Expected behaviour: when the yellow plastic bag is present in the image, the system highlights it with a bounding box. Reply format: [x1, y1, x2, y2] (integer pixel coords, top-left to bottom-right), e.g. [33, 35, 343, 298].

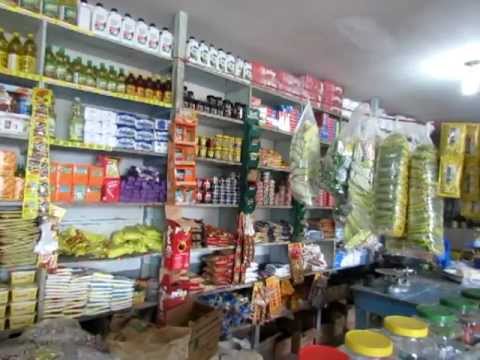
[465, 124, 480, 159]
[440, 123, 466, 155]
[438, 155, 463, 198]
[462, 158, 480, 201]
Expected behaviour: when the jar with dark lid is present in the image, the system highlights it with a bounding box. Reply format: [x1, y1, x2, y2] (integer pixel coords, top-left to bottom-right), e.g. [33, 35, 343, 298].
[216, 97, 224, 114]
[234, 102, 245, 120]
[223, 100, 233, 118]
[207, 95, 218, 115]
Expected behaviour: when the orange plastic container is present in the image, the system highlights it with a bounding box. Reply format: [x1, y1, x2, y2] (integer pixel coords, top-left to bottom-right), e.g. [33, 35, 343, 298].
[73, 164, 89, 184]
[88, 165, 104, 186]
[58, 163, 74, 185]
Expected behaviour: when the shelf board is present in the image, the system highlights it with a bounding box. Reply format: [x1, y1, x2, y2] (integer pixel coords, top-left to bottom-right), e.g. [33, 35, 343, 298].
[0, 66, 41, 87]
[306, 206, 334, 210]
[43, 77, 172, 109]
[0, 200, 23, 207]
[259, 125, 293, 141]
[195, 110, 244, 128]
[176, 203, 238, 208]
[77, 301, 157, 323]
[185, 62, 250, 88]
[49, 140, 167, 158]
[55, 202, 164, 207]
[258, 165, 290, 173]
[256, 205, 292, 209]
[59, 253, 161, 265]
[191, 246, 235, 254]
[252, 84, 304, 106]
[256, 241, 291, 247]
[196, 157, 241, 167]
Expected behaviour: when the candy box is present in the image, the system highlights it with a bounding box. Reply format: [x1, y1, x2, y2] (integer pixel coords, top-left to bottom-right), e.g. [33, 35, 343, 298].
[9, 300, 36, 316]
[73, 164, 89, 184]
[252, 61, 278, 89]
[10, 270, 35, 285]
[299, 74, 323, 93]
[11, 284, 38, 302]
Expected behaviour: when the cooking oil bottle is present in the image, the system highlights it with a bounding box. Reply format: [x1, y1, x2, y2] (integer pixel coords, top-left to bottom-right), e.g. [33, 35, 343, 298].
[7, 32, 22, 72]
[0, 28, 8, 68]
[20, 33, 36, 73]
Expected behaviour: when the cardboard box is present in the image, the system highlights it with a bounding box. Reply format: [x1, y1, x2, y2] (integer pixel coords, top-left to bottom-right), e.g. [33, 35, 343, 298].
[165, 298, 222, 360]
[300, 74, 323, 93]
[291, 328, 316, 354]
[252, 61, 278, 88]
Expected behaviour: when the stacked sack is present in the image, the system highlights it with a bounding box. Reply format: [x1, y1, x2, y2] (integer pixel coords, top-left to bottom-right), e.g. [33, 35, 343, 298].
[202, 250, 234, 285]
[0, 150, 24, 201]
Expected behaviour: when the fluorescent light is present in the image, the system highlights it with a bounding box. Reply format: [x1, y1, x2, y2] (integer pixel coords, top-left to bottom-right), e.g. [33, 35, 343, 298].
[461, 60, 480, 96]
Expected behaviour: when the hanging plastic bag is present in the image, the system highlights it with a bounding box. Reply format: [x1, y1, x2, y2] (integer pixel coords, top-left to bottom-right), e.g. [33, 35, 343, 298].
[407, 124, 444, 255]
[320, 103, 369, 208]
[344, 106, 378, 249]
[373, 126, 410, 238]
[290, 102, 321, 206]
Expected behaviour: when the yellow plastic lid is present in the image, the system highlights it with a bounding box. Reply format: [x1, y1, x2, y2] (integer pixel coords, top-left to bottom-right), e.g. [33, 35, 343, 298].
[345, 330, 393, 358]
[384, 316, 429, 338]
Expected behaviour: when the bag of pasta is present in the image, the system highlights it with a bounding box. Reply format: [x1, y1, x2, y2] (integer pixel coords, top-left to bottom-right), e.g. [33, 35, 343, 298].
[373, 132, 410, 237]
[407, 124, 444, 255]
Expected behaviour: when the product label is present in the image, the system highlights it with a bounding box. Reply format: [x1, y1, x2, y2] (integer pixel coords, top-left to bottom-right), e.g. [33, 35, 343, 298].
[20, 0, 41, 12]
[137, 26, 148, 46]
[164, 91, 172, 104]
[108, 17, 121, 37]
[117, 83, 126, 93]
[7, 54, 18, 71]
[149, 31, 160, 50]
[107, 81, 116, 92]
[145, 88, 154, 98]
[200, 47, 209, 65]
[161, 36, 172, 56]
[126, 85, 136, 95]
[63, 7, 77, 24]
[96, 79, 107, 90]
[21, 56, 36, 73]
[136, 87, 145, 97]
[94, 11, 108, 32]
[188, 44, 199, 62]
[218, 54, 226, 71]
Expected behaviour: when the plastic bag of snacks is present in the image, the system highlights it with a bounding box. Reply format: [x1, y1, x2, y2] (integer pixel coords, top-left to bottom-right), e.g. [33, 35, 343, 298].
[407, 125, 444, 255]
[465, 124, 480, 159]
[0, 150, 16, 176]
[344, 105, 378, 249]
[290, 102, 321, 206]
[461, 158, 480, 201]
[440, 122, 466, 155]
[373, 131, 410, 237]
[438, 155, 463, 198]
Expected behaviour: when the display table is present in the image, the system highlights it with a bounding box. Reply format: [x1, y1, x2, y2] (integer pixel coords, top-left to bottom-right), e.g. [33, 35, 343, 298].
[352, 274, 462, 328]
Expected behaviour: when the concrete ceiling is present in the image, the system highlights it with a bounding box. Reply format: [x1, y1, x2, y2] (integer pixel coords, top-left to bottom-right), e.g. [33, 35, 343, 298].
[104, 0, 480, 122]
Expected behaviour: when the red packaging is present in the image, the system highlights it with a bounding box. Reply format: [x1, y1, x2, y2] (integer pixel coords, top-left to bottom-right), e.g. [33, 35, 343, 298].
[277, 71, 302, 97]
[300, 74, 323, 93]
[322, 80, 344, 96]
[164, 219, 192, 271]
[252, 61, 278, 88]
[101, 178, 120, 202]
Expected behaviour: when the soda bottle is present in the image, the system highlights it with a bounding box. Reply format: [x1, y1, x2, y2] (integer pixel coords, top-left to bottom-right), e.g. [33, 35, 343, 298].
[117, 68, 126, 93]
[20, 33, 36, 73]
[85, 60, 96, 87]
[154, 76, 163, 102]
[0, 28, 8, 68]
[96, 63, 108, 90]
[44, 46, 57, 78]
[163, 75, 172, 104]
[136, 75, 145, 97]
[69, 97, 84, 142]
[55, 48, 67, 80]
[107, 65, 117, 92]
[125, 72, 136, 95]
[65, 55, 73, 83]
[145, 77, 154, 99]
[7, 33, 22, 72]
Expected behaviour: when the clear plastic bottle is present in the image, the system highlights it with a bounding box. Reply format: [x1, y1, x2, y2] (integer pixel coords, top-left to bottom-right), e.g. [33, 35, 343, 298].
[117, 68, 126, 93]
[55, 48, 67, 80]
[121, 13, 136, 44]
[44, 46, 56, 78]
[96, 63, 108, 89]
[186, 36, 199, 63]
[208, 44, 218, 69]
[135, 18, 149, 49]
[199, 40, 209, 66]
[69, 97, 84, 142]
[64, 55, 73, 83]
[0, 28, 9, 68]
[234, 56, 244, 79]
[148, 23, 160, 52]
[159, 27, 173, 58]
[226, 52, 235, 75]
[106, 8, 122, 39]
[92, 2, 108, 35]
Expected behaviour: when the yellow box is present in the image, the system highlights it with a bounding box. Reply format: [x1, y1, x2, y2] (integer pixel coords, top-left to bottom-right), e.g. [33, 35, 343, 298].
[438, 155, 463, 198]
[10, 285, 38, 302]
[8, 314, 35, 330]
[10, 270, 36, 286]
[0, 285, 8, 304]
[9, 301, 36, 317]
[462, 159, 480, 201]
[0, 318, 5, 331]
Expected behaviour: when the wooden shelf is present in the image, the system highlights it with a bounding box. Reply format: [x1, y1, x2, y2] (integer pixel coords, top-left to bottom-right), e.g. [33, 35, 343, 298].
[196, 157, 241, 167]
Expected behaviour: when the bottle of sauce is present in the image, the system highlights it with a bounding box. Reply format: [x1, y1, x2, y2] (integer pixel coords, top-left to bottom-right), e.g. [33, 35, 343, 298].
[136, 75, 145, 97]
[107, 65, 117, 92]
[217, 48, 226, 73]
[85, 60, 96, 87]
[92, 2, 108, 36]
[159, 27, 173, 58]
[96, 63, 108, 89]
[0, 28, 9, 68]
[125, 72, 136, 95]
[163, 76, 172, 104]
[199, 40, 209, 66]
[154, 76, 163, 101]
[106, 8, 122, 39]
[121, 13, 135, 44]
[135, 18, 149, 49]
[20, 33, 36, 74]
[44, 47, 56, 78]
[148, 23, 160, 52]
[55, 48, 67, 80]
[186, 36, 199, 63]
[145, 77, 155, 98]
[64, 55, 73, 83]
[117, 68, 126, 93]
[7, 33, 22, 72]
[208, 44, 217, 69]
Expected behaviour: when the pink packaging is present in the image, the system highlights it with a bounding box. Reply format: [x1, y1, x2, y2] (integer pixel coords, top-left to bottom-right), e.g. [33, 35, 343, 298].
[277, 71, 302, 97]
[322, 80, 344, 96]
[251, 96, 262, 107]
[252, 61, 278, 89]
[300, 74, 323, 94]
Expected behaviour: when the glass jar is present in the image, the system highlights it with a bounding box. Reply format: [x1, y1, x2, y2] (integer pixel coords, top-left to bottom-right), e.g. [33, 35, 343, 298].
[343, 330, 394, 359]
[416, 304, 464, 360]
[383, 315, 436, 359]
[223, 100, 233, 118]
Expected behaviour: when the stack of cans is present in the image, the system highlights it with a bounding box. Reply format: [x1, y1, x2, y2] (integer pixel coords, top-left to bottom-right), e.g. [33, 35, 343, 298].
[197, 173, 239, 205]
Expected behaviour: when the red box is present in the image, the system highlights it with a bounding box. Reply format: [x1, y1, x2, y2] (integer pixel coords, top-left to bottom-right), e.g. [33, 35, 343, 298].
[88, 165, 104, 187]
[322, 80, 344, 96]
[252, 61, 278, 88]
[73, 164, 89, 184]
[58, 163, 73, 185]
[300, 74, 323, 93]
[86, 185, 101, 202]
[277, 71, 302, 97]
